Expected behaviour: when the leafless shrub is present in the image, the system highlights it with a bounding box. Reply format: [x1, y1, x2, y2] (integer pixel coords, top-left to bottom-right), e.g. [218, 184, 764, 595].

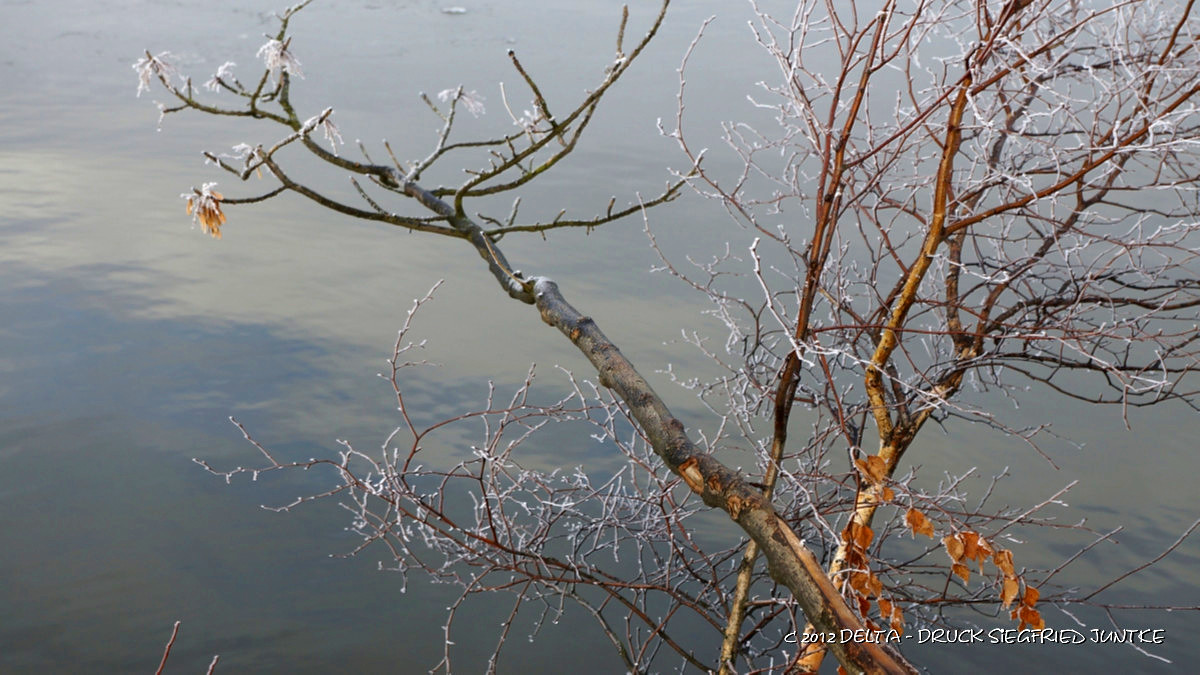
[139, 1, 1200, 672]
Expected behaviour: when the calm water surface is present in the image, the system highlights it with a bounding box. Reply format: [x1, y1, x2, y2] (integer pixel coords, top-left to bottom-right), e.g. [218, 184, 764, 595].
[1, 1, 1197, 672]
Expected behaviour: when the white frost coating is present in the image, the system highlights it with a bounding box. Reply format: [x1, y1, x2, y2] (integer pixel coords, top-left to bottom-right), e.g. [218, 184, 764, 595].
[437, 87, 486, 117]
[308, 112, 344, 156]
[300, 108, 339, 154]
[227, 143, 256, 161]
[257, 38, 303, 82]
[204, 61, 237, 92]
[132, 51, 178, 97]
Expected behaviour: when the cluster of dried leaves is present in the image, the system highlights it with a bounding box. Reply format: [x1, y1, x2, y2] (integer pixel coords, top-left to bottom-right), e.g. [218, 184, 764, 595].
[182, 183, 227, 239]
[844, 453, 1047, 640]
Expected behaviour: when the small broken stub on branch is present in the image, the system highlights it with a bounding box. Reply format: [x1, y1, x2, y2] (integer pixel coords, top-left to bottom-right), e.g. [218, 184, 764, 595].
[678, 457, 704, 494]
[597, 370, 615, 389]
[726, 493, 746, 520]
[568, 315, 594, 342]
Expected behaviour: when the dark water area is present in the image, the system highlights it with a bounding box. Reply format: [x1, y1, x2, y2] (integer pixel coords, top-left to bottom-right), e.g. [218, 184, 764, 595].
[1, 0, 1198, 672]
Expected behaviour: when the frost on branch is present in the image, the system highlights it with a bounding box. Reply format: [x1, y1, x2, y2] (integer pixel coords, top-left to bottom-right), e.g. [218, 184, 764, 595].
[204, 61, 237, 92]
[663, 0, 1200, 671]
[257, 38, 303, 83]
[303, 109, 343, 155]
[135, 0, 1200, 672]
[437, 87, 486, 118]
[132, 51, 178, 97]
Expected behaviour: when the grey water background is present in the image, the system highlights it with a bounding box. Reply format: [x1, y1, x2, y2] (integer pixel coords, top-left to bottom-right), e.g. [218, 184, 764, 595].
[1, 0, 1197, 672]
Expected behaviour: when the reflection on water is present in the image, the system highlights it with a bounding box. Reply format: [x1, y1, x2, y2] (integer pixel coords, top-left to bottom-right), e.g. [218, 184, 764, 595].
[1, 0, 1197, 672]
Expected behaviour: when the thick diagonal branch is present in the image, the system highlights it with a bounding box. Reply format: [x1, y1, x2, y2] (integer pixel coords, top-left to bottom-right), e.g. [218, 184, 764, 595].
[529, 276, 914, 675]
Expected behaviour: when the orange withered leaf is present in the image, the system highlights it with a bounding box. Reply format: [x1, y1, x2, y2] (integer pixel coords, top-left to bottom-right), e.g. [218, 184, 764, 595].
[867, 571, 883, 598]
[975, 535, 994, 565]
[952, 562, 971, 583]
[856, 523, 875, 550]
[853, 457, 867, 477]
[905, 508, 935, 538]
[842, 522, 874, 551]
[849, 570, 871, 595]
[1001, 576, 1020, 608]
[943, 534, 965, 563]
[881, 486, 895, 502]
[854, 455, 887, 484]
[993, 548, 1015, 577]
[1023, 585, 1040, 608]
[849, 570, 883, 598]
[878, 597, 893, 620]
[1018, 605, 1044, 630]
[961, 531, 980, 560]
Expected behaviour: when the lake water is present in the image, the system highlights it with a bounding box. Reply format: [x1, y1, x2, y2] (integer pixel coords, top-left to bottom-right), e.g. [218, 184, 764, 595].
[1, 1, 1197, 672]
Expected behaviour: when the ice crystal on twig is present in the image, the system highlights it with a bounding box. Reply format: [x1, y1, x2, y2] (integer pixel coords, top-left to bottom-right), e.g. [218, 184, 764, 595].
[297, 108, 343, 155]
[513, 108, 544, 134]
[498, 83, 547, 135]
[132, 51, 178, 97]
[320, 117, 343, 153]
[227, 143, 256, 161]
[257, 38, 303, 83]
[204, 61, 237, 92]
[437, 87, 486, 117]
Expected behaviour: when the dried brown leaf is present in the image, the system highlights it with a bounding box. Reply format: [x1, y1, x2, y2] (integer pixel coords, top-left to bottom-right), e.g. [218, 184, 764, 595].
[1001, 577, 1019, 608]
[1018, 605, 1044, 630]
[961, 531, 980, 561]
[878, 597, 893, 620]
[849, 570, 871, 595]
[952, 562, 970, 584]
[855, 524, 874, 551]
[993, 548, 1015, 577]
[905, 508, 935, 538]
[1023, 585, 1040, 608]
[944, 534, 965, 563]
[975, 536, 994, 570]
[855, 455, 887, 484]
[867, 572, 882, 598]
[857, 594, 871, 616]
